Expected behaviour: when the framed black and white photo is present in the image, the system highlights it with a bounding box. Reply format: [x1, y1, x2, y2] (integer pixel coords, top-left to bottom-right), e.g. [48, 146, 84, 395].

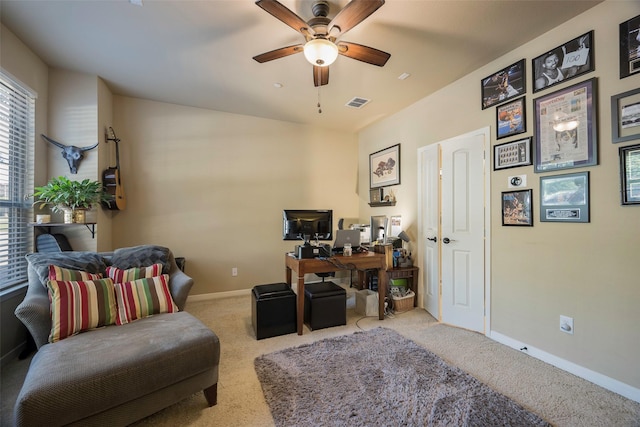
[493, 137, 532, 170]
[619, 14, 640, 79]
[540, 171, 590, 222]
[370, 144, 400, 189]
[496, 97, 526, 139]
[532, 31, 594, 93]
[481, 59, 525, 109]
[611, 88, 640, 144]
[534, 78, 598, 173]
[501, 190, 533, 226]
[620, 143, 640, 205]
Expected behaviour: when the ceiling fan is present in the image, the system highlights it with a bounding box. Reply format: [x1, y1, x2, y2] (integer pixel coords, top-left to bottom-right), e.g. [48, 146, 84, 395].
[253, 0, 391, 87]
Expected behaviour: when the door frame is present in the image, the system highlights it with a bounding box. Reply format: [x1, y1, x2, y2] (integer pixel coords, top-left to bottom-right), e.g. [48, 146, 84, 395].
[417, 127, 492, 335]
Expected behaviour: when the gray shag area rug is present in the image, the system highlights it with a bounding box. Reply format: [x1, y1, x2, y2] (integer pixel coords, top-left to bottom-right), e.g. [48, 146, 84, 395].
[254, 327, 551, 426]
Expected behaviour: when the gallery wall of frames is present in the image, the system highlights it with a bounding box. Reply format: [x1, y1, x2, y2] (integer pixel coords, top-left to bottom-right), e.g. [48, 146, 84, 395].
[480, 16, 640, 227]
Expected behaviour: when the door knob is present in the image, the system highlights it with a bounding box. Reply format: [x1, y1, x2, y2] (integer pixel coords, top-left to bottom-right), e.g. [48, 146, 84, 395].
[427, 237, 437, 242]
[443, 237, 455, 244]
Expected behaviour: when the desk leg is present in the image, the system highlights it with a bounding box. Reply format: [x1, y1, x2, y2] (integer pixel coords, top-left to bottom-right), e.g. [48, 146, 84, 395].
[296, 274, 305, 335]
[377, 268, 388, 320]
[285, 266, 292, 287]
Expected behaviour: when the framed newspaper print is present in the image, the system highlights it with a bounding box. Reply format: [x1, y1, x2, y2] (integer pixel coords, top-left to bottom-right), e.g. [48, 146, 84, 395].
[620, 143, 640, 205]
[619, 14, 640, 79]
[611, 87, 640, 144]
[493, 137, 532, 170]
[540, 171, 590, 223]
[533, 78, 598, 173]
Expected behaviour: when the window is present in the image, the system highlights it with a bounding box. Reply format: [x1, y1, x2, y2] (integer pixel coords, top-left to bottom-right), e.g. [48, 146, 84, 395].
[0, 71, 35, 292]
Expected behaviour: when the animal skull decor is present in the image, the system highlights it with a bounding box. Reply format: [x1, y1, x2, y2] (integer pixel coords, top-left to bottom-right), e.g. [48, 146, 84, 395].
[41, 134, 99, 174]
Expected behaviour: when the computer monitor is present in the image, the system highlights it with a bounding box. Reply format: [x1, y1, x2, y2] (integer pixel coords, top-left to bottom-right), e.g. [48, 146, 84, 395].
[370, 215, 388, 244]
[283, 209, 333, 241]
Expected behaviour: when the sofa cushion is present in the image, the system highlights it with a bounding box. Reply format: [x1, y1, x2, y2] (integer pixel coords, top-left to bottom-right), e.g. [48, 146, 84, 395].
[110, 245, 171, 273]
[47, 278, 117, 342]
[113, 274, 178, 325]
[13, 312, 220, 427]
[106, 263, 163, 283]
[27, 252, 108, 288]
[49, 265, 103, 282]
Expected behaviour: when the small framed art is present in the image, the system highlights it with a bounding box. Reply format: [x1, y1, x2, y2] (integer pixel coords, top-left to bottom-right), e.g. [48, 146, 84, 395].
[496, 96, 526, 139]
[501, 189, 533, 226]
[532, 30, 593, 93]
[370, 144, 400, 189]
[533, 78, 598, 173]
[540, 171, 590, 222]
[619, 14, 640, 79]
[611, 88, 640, 144]
[620, 143, 640, 205]
[369, 188, 383, 203]
[493, 137, 532, 170]
[481, 59, 525, 109]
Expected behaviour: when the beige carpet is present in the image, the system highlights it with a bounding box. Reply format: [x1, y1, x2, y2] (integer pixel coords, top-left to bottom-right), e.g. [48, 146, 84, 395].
[3, 285, 640, 426]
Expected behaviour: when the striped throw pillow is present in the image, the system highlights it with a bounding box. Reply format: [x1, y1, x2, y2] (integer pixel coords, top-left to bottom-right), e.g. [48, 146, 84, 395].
[113, 274, 178, 325]
[105, 263, 163, 283]
[49, 265, 103, 282]
[47, 278, 117, 343]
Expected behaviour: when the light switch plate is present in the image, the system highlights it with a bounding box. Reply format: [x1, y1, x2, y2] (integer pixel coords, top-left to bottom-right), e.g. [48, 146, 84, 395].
[508, 175, 527, 188]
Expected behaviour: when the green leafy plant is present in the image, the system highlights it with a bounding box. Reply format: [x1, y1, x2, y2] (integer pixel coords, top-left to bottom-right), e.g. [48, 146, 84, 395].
[32, 176, 110, 212]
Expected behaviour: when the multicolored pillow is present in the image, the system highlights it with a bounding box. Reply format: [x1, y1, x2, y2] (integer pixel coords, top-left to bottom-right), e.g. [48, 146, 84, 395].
[113, 274, 178, 325]
[47, 278, 117, 343]
[49, 265, 103, 282]
[105, 263, 163, 283]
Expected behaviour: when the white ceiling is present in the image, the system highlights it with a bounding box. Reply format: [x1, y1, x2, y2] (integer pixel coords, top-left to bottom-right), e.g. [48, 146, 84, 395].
[1, 0, 602, 133]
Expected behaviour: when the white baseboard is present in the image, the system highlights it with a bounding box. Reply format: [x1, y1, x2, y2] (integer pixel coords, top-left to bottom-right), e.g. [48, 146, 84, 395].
[490, 330, 640, 403]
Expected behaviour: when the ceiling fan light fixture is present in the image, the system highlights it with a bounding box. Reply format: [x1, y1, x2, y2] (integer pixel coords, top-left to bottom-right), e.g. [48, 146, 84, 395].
[303, 38, 338, 66]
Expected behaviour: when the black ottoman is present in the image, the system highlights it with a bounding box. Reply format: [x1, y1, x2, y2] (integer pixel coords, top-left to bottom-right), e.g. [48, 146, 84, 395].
[304, 282, 346, 331]
[252, 283, 297, 340]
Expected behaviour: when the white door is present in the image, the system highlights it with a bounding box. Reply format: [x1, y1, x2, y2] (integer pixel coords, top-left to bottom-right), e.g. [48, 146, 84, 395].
[418, 144, 440, 318]
[418, 128, 489, 333]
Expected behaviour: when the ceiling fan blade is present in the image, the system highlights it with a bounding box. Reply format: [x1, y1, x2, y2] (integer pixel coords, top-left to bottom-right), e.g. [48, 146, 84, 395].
[328, 0, 384, 37]
[337, 41, 390, 66]
[313, 66, 329, 87]
[253, 44, 304, 63]
[255, 0, 313, 37]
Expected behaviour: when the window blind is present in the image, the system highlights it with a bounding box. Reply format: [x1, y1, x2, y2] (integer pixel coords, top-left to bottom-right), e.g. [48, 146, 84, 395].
[0, 71, 35, 292]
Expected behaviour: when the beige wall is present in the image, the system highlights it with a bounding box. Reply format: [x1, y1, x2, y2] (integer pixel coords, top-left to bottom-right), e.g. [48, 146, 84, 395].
[359, 1, 640, 394]
[111, 96, 359, 295]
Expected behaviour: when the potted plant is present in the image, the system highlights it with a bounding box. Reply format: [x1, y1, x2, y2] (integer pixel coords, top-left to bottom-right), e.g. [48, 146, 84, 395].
[32, 176, 110, 223]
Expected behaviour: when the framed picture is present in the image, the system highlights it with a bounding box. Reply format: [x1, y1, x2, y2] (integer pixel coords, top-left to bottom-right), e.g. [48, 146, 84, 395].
[611, 88, 640, 144]
[533, 78, 598, 173]
[369, 188, 383, 203]
[493, 137, 532, 170]
[532, 30, 594, 93]
[481, 59, 525, 110]
[370, 144, 400, 188]
[539, 171, 590, 223]
[620, 143, 640, 205]
[497, 96, 526, 139]
[619, 14, 640, 79]
[501, 189, 533, 226]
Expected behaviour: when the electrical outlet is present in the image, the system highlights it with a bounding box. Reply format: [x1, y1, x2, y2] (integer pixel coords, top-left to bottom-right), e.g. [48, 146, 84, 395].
[232, 267, 238, 277]
[560, 315, 574, 334]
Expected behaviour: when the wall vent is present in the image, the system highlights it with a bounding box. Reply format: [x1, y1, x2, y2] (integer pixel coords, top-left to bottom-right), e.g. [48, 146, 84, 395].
[345, 97, 371, 109]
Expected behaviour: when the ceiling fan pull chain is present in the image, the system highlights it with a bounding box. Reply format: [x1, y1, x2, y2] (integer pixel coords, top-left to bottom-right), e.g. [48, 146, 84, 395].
[317, 87, 322, 114]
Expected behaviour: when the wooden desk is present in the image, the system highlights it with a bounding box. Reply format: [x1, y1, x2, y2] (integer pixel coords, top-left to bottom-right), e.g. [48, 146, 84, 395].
[285, 252, 388, 335]
[358, 266, 420, 307]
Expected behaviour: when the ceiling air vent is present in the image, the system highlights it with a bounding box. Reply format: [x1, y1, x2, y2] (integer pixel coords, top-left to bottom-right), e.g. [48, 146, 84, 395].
[345, 97, 371, 109]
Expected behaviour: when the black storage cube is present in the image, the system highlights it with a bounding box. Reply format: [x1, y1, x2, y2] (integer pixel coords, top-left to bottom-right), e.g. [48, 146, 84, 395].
[252, 283, 297, 340]
[304, 282, 346, 331]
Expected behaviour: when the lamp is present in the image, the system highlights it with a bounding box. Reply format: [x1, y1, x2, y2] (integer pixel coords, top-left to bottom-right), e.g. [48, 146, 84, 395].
[303, 38, 338, 66]
[397, 230, 411, 243]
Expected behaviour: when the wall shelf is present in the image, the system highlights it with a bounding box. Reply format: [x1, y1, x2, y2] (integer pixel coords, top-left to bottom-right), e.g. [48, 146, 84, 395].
[29, 222, 96, 239]
[368, 201, 396, 207]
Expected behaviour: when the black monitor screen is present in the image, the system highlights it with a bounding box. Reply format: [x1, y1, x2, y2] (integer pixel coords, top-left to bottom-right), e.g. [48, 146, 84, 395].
[283, 209, 333, 240]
